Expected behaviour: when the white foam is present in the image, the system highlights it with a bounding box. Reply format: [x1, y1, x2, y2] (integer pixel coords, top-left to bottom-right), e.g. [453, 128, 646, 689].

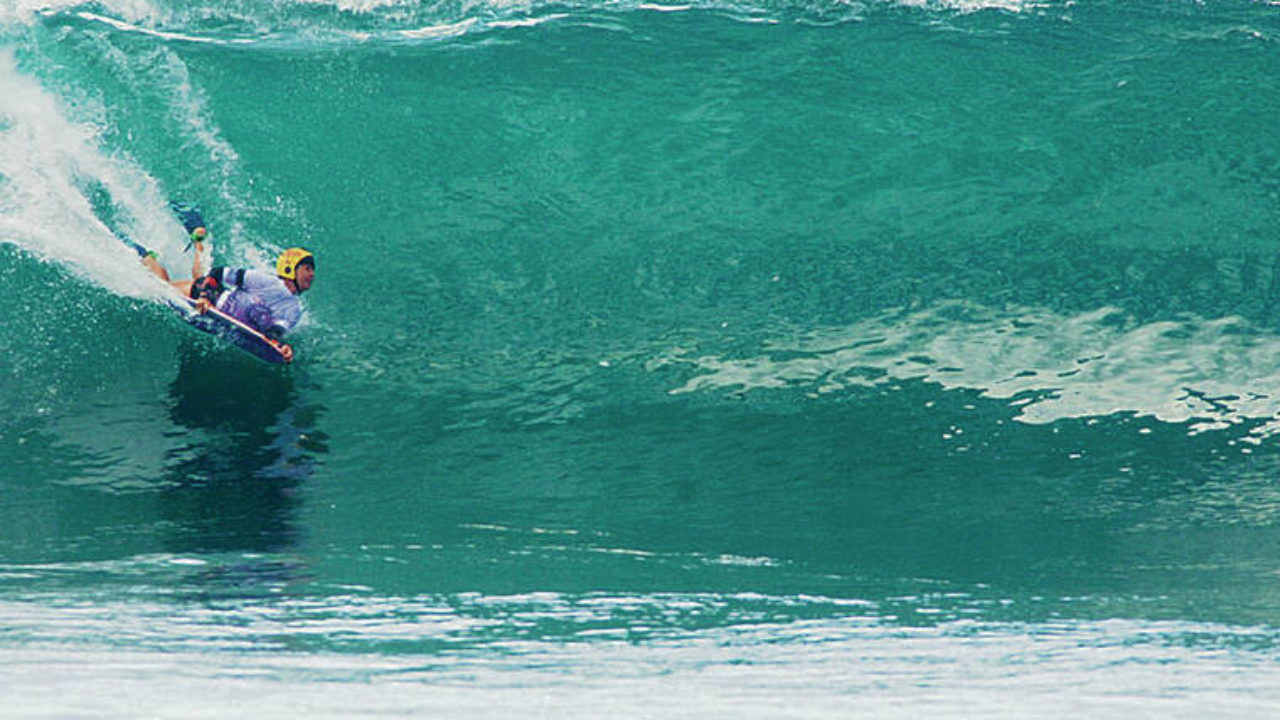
[3, 0, 161, 26]
[0, 52, 180, 299]
[72, 11, 253, 45]
[668, 302, 1280, 439]
[638, 3, 695, 12]
[894, 0, 1044, 13]
[396, 18, 480, 40]
[291, 0, 411, 11]
[491, 13, 571, 28]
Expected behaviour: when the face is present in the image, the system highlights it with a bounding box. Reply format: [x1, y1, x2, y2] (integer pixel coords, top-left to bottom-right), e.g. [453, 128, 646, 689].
[294, 262, 315, 293]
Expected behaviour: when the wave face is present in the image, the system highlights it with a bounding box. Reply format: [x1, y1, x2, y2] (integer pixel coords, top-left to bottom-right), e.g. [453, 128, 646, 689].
[4, 0, 1280, 715]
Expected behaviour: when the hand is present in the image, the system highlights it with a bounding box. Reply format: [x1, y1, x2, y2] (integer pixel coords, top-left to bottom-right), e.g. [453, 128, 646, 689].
[280, 344, 294, 363]
[194, 298, 212, 314]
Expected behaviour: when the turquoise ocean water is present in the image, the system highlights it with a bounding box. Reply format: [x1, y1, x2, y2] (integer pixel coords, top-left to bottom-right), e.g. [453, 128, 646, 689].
[3, 0, 1280, 715]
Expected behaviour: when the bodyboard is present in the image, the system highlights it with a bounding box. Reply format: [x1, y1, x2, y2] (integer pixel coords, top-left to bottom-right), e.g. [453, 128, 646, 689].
[170, 296, 292, 364]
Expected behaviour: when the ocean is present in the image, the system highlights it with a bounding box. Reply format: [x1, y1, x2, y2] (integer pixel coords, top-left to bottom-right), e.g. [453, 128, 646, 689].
[3, 0, 1280, 716]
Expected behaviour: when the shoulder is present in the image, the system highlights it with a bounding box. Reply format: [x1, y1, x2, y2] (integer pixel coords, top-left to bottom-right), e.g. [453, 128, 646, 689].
[244, 268, 280, 284]
[243, 269, 288, 292]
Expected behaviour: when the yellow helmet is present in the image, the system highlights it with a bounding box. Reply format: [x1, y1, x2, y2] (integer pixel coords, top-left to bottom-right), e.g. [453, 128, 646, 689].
[276, 247, 314, 280]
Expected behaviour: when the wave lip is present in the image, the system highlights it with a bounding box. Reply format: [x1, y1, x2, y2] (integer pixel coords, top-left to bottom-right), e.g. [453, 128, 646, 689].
[11, 0, 1052, 49]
